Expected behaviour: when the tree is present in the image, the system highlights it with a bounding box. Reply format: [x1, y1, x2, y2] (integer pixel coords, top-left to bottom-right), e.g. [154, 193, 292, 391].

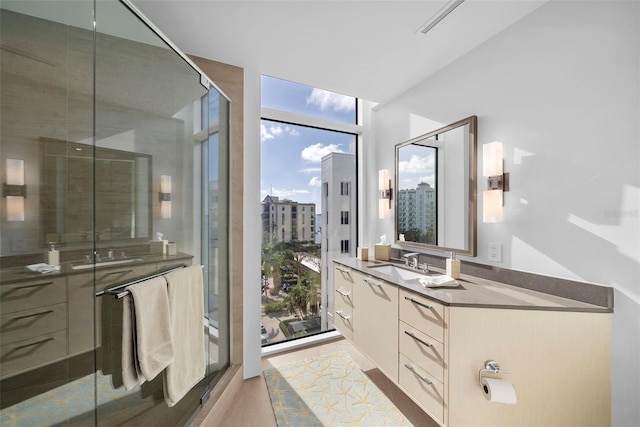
[284, 284, 311, 319]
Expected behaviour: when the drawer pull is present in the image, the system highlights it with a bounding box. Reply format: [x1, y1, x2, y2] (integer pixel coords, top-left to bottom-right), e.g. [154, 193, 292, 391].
[12, 309, 54, 320]
[363, 278, 381, 287]
[405, 296, 432, 310]
[404, 363, 433, 385]
[103, 269, 134, 276]
[336, 266, 351, 274]
[11, 281, 54, 290]
[404, 330, 432, 348]
[336, 310, 351, 320]
[335, 288, 350, 297]
[13, 337, 55, 350]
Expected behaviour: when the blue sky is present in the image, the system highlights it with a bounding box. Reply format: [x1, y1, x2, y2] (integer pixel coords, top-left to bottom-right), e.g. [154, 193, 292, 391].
[261, 76, 356, 207]
[397, 144, 436, 190]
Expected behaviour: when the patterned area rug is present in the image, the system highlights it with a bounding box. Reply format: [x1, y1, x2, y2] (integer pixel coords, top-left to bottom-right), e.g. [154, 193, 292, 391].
[263, 351, 413, 426]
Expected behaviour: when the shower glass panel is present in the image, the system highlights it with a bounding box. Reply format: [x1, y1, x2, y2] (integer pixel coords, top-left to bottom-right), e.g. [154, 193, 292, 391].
[0, 0, 230, 425]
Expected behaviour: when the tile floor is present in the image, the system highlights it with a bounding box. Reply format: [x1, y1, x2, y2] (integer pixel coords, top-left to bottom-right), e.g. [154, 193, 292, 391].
[196, 337, 440, 427]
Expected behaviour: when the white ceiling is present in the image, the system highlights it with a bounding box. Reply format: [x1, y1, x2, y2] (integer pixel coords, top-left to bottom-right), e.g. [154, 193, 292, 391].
[132, 0, 548, 103]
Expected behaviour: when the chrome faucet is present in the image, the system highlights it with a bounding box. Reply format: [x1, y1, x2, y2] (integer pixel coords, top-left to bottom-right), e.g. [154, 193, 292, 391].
[403, 252, 419, 268]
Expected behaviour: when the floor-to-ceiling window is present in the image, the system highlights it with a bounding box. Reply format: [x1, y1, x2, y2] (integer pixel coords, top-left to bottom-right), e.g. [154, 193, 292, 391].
[260, 76, 359, 346]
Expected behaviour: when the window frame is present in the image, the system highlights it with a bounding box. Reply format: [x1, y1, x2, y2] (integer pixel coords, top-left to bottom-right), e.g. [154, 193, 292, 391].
[260, 78, 362, 351]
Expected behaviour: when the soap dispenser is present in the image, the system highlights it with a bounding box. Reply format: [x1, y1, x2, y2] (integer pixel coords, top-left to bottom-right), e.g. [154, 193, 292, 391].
[446, 251, 460, 279]
[46, 242, 60, 266]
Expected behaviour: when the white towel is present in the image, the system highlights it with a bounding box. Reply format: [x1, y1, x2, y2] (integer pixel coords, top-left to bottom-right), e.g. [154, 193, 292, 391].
[419, 275, 460, 288]
[121, 276, 174, 390]
[163, 265, 205, 407]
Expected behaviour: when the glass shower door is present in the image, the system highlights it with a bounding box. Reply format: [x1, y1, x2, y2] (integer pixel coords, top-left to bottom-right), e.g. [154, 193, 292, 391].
[0, 0, 230, 425]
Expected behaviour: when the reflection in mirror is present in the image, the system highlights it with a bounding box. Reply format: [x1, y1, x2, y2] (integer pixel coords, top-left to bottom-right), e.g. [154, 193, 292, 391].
[40, 138, 152, 247]
[395, 116, 477, 256]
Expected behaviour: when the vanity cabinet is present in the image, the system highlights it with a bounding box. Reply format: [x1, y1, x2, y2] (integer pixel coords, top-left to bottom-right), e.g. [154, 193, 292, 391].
[333, 265, 355, 341]
[333, 265, 398, 382]
[398, 289, 447, 424]
[333, 260, 612, 427]
[0, 277, 68, 379]
[68, 263, 159, 355]
[0, 255, 192, 379]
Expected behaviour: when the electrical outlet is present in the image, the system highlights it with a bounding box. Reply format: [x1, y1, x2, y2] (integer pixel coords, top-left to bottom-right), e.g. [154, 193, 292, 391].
[488, 242, 502, 262]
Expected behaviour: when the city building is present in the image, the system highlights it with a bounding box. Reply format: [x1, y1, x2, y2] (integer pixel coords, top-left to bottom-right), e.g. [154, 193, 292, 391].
[261, 195, 315, 245]
[320, 152, 356, 330]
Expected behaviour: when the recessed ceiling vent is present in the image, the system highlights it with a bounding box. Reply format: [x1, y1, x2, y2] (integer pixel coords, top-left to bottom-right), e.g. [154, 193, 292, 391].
[416, 0, 465, 36]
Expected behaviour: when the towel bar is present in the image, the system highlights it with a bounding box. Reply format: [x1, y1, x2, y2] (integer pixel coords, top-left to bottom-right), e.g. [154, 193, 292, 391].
[95, 264, 202, 299]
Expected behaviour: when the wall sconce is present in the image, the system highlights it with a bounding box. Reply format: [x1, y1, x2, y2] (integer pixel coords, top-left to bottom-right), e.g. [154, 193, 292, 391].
[159, 175, 172, 219]
[4, 159, 26, 221]
[482, 142, 509, 223]
[378, 169, 392, 219]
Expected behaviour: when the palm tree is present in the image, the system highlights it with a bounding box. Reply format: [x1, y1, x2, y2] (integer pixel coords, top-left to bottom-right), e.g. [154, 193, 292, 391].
[284, 284, 311, 319]
[262, 243, 284, 294]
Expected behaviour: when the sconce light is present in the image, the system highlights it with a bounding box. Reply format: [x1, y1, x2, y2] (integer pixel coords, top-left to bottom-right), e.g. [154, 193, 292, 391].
[378, 169, 392, 219]
[159, 175, 171, 219]
[482, 142, 509, 223]
[4, 159, 26, 221]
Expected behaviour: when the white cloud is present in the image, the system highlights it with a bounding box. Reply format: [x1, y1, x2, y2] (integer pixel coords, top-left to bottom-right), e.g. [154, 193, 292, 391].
[301, 143, 345, 163]
[306, 88, 355, 113]
[398, 154, 434, 174]
[309, 176, 322, 187]
[299, 167, 322, 173]
[284, 126, 300, 136]
[261, 124, 300, 142]
[261, 123, 274, 142]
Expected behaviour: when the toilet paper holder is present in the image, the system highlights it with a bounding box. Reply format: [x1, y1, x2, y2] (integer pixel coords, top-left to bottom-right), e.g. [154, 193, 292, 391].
[478, 360, 510, 386]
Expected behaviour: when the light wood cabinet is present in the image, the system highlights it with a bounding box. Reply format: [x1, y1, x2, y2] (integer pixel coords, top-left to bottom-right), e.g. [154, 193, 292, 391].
[0, 277, 68, 379]
[333, 264, 398, 382]
[68, 263, 161, 355]
[333, 261, 612, 427]
[333, 265, 355, 341]
[399, 289, 448, 425]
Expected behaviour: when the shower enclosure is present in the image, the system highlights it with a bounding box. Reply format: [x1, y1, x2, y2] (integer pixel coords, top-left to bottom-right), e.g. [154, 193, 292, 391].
[0, 0, 230, 425]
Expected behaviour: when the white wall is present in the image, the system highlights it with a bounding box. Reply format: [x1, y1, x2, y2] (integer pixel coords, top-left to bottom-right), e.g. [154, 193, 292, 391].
[368, 2, 640, 426]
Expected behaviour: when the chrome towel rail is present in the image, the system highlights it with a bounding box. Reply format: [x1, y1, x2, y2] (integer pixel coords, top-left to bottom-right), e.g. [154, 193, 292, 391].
[95, 264, 193, 299]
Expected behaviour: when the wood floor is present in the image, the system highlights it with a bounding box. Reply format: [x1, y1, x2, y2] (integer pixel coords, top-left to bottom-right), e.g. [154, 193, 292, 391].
[195, 337, 440, 427]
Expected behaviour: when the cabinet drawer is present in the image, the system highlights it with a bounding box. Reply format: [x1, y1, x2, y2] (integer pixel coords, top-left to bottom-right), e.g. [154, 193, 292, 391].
[333, 304, 353, 341]
[1, 303, 67, 346]
[399, 354, 444, 424]
[399, 289, 445, 343]
[1, 330, 67, 379]
[334, 264, 355, 291]
[0, 277, 66, 314]
[333, 265, 355, 341]
[399, 321, 445, 383]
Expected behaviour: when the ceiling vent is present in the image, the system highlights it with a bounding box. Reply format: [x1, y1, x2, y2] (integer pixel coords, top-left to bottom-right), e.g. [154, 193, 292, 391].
[416, 0, 465, 36]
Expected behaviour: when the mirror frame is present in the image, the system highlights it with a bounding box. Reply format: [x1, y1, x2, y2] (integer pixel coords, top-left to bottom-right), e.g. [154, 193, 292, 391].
[394, 115, 477, 257]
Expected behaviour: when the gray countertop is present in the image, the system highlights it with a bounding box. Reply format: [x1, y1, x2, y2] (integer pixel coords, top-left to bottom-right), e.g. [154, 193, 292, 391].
[0, 252, 193, 284]
[335, 258, 611, 313]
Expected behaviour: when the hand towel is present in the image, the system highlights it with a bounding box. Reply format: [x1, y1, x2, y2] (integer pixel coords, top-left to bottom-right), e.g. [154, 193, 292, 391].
[163, 265, 205, 407]
[121, 276, 174, 390]
[419, 274, 460, 288]
[121, 293, 144, 390]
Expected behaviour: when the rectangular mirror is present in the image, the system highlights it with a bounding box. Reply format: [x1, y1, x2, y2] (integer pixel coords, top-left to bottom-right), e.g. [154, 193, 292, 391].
[40, 138, 152, 247]
[395, 115, 477, 256]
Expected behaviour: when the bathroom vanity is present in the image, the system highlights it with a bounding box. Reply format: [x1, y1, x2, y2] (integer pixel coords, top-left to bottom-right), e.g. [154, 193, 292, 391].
[0, 253, 192, 380]
[333, 258, 612, 427]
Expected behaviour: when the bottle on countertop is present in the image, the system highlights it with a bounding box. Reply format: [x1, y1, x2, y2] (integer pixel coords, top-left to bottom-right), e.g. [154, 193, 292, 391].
[46, 242, 59, 266]
[446, 251, 460, 279]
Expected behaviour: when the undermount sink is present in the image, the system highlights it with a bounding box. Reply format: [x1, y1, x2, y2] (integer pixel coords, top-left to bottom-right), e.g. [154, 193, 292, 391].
[367, 264, 428, 280]
[70, 258, 142, 270]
